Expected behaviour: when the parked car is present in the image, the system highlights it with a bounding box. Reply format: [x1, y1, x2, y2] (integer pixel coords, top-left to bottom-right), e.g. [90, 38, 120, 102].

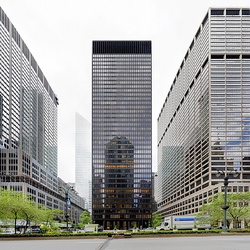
[1, 229, 15, 234]
[26, 228, 42, 234]
[77, 229, 85, 233]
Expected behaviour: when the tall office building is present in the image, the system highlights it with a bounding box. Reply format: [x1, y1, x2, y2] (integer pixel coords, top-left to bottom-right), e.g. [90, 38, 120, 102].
[75, 112, 91, 212]
[0, 7, 85, 223]
[92, 41, 152, 230]
[0, 7, 58, 175]
[157, 8, 250, 217]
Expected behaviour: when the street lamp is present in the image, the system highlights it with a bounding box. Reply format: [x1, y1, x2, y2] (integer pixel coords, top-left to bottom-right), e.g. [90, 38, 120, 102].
[216, 170, 239, 232]
[59, 186, 73, 231]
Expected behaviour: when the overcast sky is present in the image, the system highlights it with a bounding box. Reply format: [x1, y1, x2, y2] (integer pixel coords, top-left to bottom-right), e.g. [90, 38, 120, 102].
[1, 0, 249, 182]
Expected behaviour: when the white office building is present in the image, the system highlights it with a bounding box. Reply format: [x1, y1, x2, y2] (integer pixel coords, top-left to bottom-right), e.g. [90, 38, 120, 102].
[0, 7, 85, 223]
[75, 113, 91, 212]
[157, 8, 250, 217]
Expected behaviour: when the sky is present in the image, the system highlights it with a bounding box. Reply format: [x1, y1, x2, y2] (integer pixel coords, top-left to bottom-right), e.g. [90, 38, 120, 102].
[0, 0, 249, 183]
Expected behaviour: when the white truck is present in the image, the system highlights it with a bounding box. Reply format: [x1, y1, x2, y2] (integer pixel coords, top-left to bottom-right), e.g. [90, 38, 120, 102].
[84, 224, 99, 232]
[156, 215, 210, 230]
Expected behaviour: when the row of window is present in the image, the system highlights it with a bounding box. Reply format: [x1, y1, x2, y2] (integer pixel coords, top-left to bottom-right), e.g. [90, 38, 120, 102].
[211, 9, 250, 16]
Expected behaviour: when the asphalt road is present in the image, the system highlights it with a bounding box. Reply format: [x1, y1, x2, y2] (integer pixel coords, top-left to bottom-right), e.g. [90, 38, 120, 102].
[0, 235, 250, 250]
[0, 238, 105, 250]
[107, 236, 250, 250]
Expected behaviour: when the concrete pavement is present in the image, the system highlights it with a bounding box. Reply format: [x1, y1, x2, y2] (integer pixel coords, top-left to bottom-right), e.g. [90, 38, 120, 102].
[0, 235, 250, 250]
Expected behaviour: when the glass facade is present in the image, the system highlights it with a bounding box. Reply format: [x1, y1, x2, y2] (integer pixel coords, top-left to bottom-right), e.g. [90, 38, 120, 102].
[92, 41, 152, 230]
[75, 113, 91, 212]
[157, 8, 250, 217]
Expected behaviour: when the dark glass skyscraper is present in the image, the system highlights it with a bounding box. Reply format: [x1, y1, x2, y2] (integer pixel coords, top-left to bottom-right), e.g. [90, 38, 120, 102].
[92, 41, 152, 230]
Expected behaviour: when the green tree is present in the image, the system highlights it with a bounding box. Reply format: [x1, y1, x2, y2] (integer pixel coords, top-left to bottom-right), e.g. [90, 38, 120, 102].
[227, 192, 250, 228]
[0, 189, 25, 233]
[39, 207, 62, 233]
[198, 192, 250, 229]
[0, 189, 51, 233]
[198, 193, 223, 227]
[78, 211, 91, 229]
[40, 207, 63, 226]
[20, 198, 43, 233]
[152, 213, 162, 229]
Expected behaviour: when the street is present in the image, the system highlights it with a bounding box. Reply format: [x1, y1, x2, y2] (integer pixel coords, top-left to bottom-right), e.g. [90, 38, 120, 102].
[0, 235, 250, 250]
[107, 236, 250, 250]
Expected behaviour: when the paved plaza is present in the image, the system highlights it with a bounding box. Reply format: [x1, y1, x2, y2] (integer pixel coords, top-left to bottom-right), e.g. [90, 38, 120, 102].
[0, 235, 250, 250]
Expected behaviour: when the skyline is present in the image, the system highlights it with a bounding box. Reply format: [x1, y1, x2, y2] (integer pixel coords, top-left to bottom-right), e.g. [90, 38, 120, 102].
[0, 0, 249, 182]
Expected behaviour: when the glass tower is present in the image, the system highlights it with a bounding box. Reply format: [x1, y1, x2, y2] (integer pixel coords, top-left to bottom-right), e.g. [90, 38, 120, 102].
[92, 41, 152, 230]
[75, 113, 91, 212]
[157, 8, 250, 217]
